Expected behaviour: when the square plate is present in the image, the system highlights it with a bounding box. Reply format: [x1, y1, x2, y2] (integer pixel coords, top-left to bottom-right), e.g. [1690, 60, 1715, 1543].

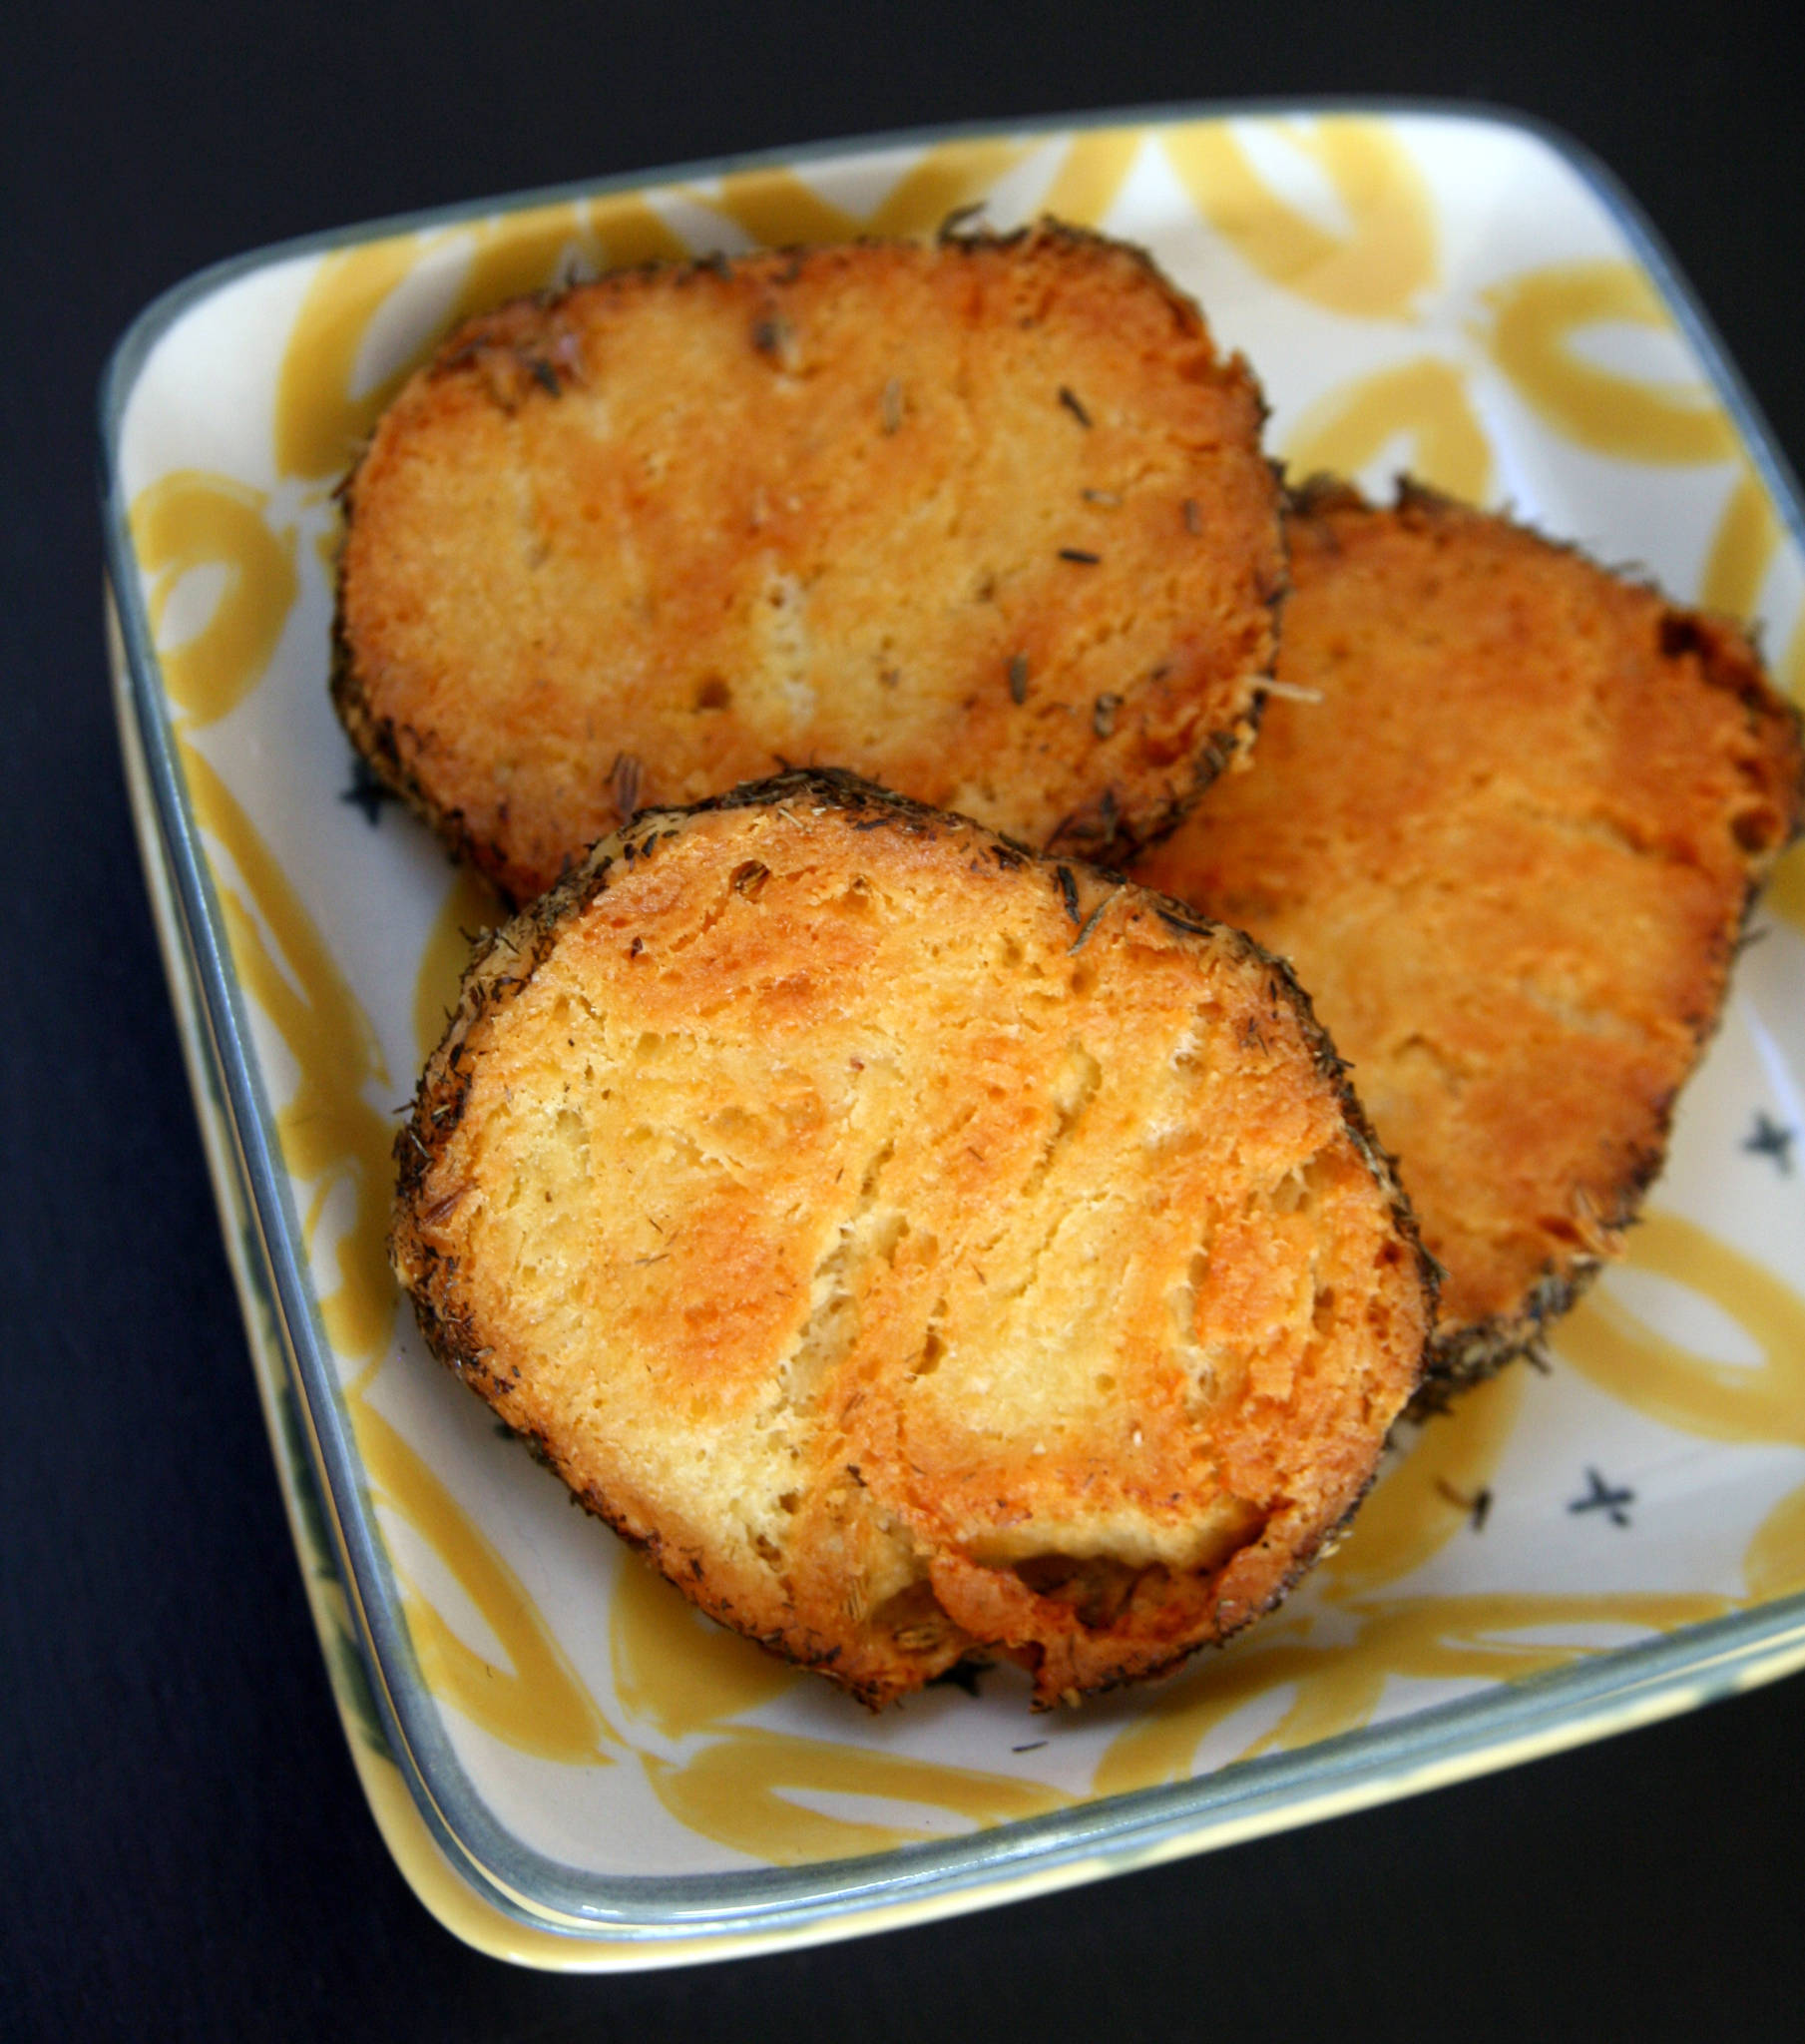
[102, 102, 1805, 1969]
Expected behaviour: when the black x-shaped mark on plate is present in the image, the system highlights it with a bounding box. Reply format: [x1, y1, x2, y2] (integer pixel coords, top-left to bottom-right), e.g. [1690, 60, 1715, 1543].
[1742, 1110, 1797, 1177]
[340, 755, 397, 825]
[1569, 1466, 1635, 1529]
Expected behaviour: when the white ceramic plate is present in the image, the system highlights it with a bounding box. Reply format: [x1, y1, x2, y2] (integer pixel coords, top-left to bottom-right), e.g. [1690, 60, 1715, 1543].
[103, 102, 1805, 1969]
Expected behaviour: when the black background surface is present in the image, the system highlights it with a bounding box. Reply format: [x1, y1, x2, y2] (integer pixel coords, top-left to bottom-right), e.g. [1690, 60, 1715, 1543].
[5, 4, 1803, 2038]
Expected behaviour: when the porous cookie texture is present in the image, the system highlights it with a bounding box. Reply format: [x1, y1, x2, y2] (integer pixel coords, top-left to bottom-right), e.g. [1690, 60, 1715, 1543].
[335, 224, 1284, 902]
[1134, 481, 1805, 1397]
[392, 770, 1433, 1707]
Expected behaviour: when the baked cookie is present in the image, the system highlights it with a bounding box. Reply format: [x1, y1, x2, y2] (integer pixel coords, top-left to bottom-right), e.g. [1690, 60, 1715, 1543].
[1134, 481, 1804, 1395]
[392, 770, 1432, 1706]
[335, 224, 1284, 901]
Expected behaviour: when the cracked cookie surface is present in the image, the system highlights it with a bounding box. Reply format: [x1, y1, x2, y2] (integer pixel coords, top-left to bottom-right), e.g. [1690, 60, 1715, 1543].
[334, 226, 1282, 901]
[392, 770, 1432, 1707]
[1134, 481, 1804, 1397]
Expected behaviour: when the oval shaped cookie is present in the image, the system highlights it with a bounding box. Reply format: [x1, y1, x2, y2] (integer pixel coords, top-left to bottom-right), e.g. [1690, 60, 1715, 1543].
[336, 225, 1284, 901]
[1134, 480, 1804, 1397]
[393, 770, 1432, 1707]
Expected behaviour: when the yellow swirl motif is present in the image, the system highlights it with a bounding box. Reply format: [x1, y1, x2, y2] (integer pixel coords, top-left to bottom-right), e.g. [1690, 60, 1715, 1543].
[1699, 464, 1781, 621]
[132, 472, 298, 725]
[1558, 1213, 1805, 1447]
[275, 234, 433, 482]
[273, 195, 686, 483]
[1481, 260, 1738, 464]
[1282, 357, 1493, 504]
[134, 462, 612, 1766]
[1094, 1588, 1728, 1797]
[611, 1558, 800, 1741]
[354, 1399, 614, 1764]
[181, 735, 612, 1764]
[608, 1522, 1076, 1862]
[1035, 126, 1144, 229]
[685, 136, 1030, 248]
[412, 865, 504, 1066]
[1314, 1368, 1528, 1600]
[175, 740, 397, 1361]
[1768, 839, 1805, 937]
[1560, 1216, 1805, 1621]
[1745, 1481, 1805, 1604]
[1163, 117, 1436, 319]
[645, 1726, 1067, 1866]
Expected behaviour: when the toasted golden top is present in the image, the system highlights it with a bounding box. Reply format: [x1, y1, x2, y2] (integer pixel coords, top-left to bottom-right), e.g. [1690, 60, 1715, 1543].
[1135, 483, 1804, 1380]
[393, 772, 1431, 1706]
[336, 227, 1282, 901]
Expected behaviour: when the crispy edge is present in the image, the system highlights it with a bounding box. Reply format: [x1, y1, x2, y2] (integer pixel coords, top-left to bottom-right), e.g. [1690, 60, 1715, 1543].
[332, 225, 1287, 900]
[390, 766, 1437, 1705]
[1285, 475, 1805, 1410]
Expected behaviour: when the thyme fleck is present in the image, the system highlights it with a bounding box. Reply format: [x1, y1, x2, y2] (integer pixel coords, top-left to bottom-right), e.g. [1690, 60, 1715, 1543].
[1436, 1479, 1495, 1532]
[1068, 887, 1120, 954]
[609, 752, 643, 820]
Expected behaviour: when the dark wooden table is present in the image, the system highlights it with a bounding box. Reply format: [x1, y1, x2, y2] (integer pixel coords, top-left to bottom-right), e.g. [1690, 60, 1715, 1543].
[6, 3, 1802, 2036]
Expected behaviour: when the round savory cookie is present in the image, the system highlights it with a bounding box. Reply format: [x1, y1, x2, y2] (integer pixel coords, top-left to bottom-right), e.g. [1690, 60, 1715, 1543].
[335, 224, 1284, 902]
[1133, 480, 1804, 1398]
[392, 770, 1433, 1708]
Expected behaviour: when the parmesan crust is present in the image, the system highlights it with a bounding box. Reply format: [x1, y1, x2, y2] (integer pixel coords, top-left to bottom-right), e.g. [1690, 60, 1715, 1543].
[392, 771, 1433, 1706]
[334, 225, 1283, 901]
[1134, 481, 1805, 1396]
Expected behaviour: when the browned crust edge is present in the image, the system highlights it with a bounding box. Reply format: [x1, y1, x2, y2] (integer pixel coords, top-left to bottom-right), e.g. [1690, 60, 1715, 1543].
[1286, 474, 1805, 1412]
[390, 766, 1437, 1708]
[331, 221, 1288, 902]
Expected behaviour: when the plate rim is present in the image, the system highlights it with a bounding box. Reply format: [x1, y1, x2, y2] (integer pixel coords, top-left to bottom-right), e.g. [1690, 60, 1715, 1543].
[99, 94, 1805, 1960]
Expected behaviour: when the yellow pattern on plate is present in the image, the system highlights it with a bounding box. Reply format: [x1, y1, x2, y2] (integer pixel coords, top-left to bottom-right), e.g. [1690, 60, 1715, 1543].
[1035, 127, 1145, 229]
[1163, 116, 1436, 319]
[683, 136, 1029, 247]
[413, 866, 505, 1067]
[356, 1396, 615, 1764]
[1481, 259, 1739, 464]
[644, 1726, 1068, 1867]
[273, 195, 685, 483]
[120, 119, 1805, 1896]
[1559, 1212, 1805, 1448]
[133, 471, 297, 724]
[611, 1561, 800, 1742]
[1281, 356, 1493, 503]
